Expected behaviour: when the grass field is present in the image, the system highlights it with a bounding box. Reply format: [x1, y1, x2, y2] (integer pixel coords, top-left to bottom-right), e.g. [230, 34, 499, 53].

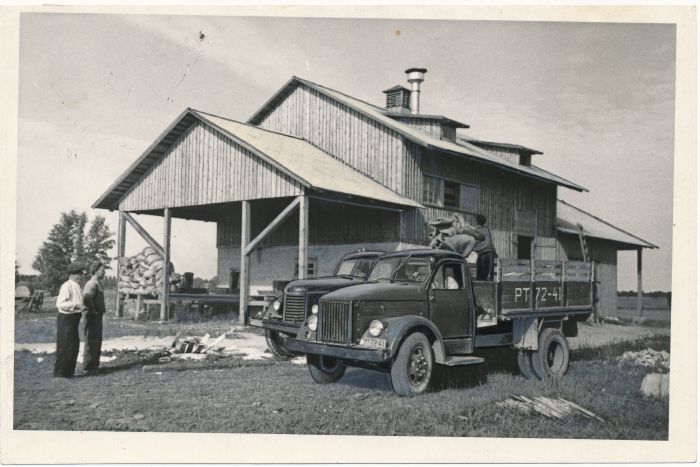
[13, 316, 670, 438]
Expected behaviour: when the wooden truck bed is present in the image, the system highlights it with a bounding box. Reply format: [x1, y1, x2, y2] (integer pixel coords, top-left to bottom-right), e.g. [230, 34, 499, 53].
[473, 259, 595, 320]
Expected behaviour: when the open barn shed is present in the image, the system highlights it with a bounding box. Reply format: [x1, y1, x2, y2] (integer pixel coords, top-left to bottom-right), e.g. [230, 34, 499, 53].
[94, 69, 657, 323]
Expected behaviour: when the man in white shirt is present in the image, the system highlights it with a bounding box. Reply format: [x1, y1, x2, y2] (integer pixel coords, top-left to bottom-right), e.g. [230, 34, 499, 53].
[54, 263, 86, 378]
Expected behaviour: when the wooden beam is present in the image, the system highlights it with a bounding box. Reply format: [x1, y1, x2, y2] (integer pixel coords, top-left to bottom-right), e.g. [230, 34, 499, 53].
[298, 195, 309, 279]
[161, 208, 171, 321]
[243, 197, 301, 256]
[239, 201, 251, 325]
[122, 212, 166, 258]
[308, 194, 404, 213]
[637, 248, 643, 318]
[116, 212, 126, 317]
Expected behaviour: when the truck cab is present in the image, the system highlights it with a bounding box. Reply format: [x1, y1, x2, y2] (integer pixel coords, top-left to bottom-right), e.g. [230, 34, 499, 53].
[256, 250, 383, 358]
[285, 249, 594, 396]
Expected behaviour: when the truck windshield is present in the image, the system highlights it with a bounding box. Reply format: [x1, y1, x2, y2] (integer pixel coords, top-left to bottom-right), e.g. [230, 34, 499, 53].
[366, 257, 431, 283]
[335, 258, 373, 278]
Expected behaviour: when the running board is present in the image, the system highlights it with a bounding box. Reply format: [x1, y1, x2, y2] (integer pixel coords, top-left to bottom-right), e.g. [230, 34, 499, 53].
[442, 356, 485, 367]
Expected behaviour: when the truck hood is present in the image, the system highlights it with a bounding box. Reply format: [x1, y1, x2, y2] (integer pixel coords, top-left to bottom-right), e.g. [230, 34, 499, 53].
[285, 276, 363, 294]
[321, 282, 426, 302]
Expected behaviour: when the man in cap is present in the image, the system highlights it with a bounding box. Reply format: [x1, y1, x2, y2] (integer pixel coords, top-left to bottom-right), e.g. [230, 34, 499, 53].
[54, 263, 86, 378]
[82, 261, 107, 374]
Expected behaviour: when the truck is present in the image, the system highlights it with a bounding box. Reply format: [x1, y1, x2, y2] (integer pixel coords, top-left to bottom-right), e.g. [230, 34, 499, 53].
[252, 250, 384, 359]
[285, 249, 596, 396]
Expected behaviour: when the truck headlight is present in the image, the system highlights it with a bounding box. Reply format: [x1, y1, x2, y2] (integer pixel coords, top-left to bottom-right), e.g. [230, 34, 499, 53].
[368, 320, 384, 337]
[311, 304, 318, 314]
[308, 315, 318, 331]
[273, 300, 281, 311]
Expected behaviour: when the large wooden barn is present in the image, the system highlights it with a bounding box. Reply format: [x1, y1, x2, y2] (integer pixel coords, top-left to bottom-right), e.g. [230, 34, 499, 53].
[94, 68, 656, 321]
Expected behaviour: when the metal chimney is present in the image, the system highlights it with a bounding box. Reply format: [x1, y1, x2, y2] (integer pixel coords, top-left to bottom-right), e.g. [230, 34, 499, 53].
[405, 67, 427, 115]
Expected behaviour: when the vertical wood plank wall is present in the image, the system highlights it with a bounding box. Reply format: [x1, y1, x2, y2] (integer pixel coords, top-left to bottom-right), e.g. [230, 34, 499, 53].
[412, 152, 558, 257]
[217, 199, 401, 247]
[256, 84, 417, 199]
[118, 121, 302, 211]
[558, 235, 618, 315]
[254, 82, 558, 260]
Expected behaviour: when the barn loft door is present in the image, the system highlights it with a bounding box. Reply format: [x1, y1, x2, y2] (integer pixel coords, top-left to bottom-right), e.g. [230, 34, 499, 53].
[513, 208, 537, 259]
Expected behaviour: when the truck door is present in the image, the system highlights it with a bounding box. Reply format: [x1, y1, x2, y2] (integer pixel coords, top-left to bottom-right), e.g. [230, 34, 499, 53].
[428, 261, 471, 338]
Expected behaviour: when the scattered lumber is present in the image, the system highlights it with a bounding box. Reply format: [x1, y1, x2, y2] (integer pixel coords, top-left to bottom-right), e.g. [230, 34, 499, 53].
[496, 395, 604, 422]
[169, 333, 227, 355]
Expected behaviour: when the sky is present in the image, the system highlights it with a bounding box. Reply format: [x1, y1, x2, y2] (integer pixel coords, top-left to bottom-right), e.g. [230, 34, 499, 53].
[15, 13, 676, 291]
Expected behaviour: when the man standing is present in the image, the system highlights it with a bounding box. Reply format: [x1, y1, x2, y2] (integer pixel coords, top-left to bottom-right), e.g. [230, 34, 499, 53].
[82, 261, 106, 375]
[464, 214, 497, 280]
[54, 263, 85, 378]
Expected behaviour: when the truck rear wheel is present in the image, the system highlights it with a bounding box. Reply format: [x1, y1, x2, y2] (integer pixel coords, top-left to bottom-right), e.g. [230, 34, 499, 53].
[390, 332, 433, 397]
[307, 354, 346, 384]
[265, 330, 295, 360]
[531, 328, 570, 380]
[517, 349, 535, 379]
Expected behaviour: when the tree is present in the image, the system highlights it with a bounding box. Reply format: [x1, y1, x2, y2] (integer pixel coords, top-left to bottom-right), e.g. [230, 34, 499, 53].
[85, 215, 115, 269]
[15, 261, 20, 285]
[32, 211, 114, 293]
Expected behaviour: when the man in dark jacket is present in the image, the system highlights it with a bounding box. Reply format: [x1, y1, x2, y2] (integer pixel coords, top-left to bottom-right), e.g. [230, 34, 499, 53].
[82, 261, 106, 374]
[465, 214, 497, 280]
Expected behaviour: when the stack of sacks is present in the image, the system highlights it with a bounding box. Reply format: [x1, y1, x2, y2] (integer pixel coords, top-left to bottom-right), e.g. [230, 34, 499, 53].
[117, 247, 181, 296]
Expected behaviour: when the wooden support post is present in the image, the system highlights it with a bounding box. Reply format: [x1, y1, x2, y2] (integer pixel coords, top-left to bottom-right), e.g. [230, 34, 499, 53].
[116, 211, 126, 317]
[136, 294, 143, 321]
[298, 195, 309, 280]
[239, 201, 251, 325]
[637, 248, 643, 318]
[161, 208, 171, 321]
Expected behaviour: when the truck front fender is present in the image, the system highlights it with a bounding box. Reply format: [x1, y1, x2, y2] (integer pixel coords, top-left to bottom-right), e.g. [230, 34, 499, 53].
[381, 316, 446, 364]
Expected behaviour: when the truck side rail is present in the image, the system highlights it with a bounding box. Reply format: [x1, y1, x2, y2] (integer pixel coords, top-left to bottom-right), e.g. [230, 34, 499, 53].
[473, 259, 595, 319]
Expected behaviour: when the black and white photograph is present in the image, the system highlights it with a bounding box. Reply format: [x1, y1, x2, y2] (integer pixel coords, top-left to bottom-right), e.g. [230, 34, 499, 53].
[0, 5, 695, 464]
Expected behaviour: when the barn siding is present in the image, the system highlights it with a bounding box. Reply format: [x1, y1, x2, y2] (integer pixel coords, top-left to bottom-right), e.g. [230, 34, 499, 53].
[119, 121, 303, 211]
[217, 200, 401, 248]
[257, 85, 412, 198]
[401, 152, 558, 257]
[558, 235, 618, 315]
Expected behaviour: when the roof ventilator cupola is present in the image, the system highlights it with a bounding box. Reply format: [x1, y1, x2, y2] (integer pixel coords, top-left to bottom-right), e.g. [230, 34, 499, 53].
[405, 67, 427, 115]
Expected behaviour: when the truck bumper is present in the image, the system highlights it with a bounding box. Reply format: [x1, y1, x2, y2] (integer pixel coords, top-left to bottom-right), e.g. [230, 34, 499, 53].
[285, 338, 390, 363]
[261, 319, 301, 336]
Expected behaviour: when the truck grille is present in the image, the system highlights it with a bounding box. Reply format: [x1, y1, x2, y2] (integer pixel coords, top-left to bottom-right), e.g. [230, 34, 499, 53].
[318, 300, 351, 344]
[282, 293, 306, 324]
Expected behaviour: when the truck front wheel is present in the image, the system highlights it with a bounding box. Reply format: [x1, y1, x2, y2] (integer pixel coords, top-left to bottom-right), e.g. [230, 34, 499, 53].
[531, 328, 570, 380]
[307, 354, 346, 384]
[390, 332, 433, 397]
[265, 330, 295, 360]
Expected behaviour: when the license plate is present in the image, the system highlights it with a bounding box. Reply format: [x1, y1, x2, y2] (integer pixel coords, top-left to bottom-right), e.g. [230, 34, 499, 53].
[361, 337, 387, 349]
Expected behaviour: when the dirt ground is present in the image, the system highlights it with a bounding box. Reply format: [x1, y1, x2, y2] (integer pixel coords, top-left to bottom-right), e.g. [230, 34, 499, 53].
[12, 308, 671, 438]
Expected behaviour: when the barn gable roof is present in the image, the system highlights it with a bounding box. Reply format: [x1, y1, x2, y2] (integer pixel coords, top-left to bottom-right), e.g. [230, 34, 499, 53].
[247, 76, 587, 192]
[92, 109, 422, 211]
[556, 199, 657, 249]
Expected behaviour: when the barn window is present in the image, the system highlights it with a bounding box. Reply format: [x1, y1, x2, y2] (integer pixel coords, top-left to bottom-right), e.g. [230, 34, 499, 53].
[459, 183, 480, 214]
[294, 257, 317, 278]
[423, 175, 481, 213]
[443, 181, 459, 208]
[422, 176, 442, 206]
